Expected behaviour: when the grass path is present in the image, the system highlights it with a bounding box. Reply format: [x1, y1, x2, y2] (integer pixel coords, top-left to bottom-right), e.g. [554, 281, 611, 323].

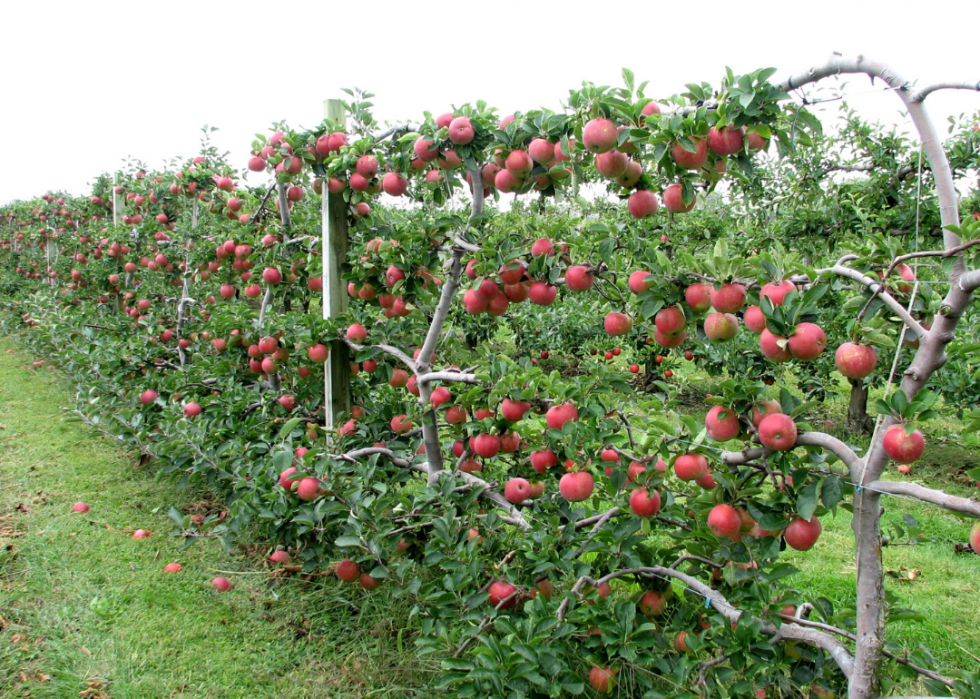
[0, 338, 425, 699]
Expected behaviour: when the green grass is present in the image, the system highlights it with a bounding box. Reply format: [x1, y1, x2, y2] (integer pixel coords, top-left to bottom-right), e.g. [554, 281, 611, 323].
[0, 337, 431, 699]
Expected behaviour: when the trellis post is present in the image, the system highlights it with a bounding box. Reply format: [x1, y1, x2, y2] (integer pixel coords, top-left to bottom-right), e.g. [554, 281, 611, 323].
[322, 99, 351, 430]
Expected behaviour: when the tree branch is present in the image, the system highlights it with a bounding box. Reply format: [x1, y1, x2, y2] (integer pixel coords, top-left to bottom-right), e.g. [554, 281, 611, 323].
[911, 81, 980, 103]
[721, 446, 768, 466]
[420, 169, 485, 486]
[456, 469, 531, 531]
[957, 268, 980, 294]
[776, 614, 954, 688]
[342, 337, 417, 371]
[796, 431, 863, 478]
[554, 565, 855, 677]
[416, 371, 479, 386]
[865, 480, 980, 517]
[257, 288, 274, 329]
[826, 265, 927, 338]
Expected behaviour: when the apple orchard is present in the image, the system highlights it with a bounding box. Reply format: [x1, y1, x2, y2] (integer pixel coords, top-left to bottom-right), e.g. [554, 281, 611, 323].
[2, 56, 980, 699]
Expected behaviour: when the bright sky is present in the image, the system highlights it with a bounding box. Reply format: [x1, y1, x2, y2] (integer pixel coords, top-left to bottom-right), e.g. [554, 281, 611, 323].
[1, 0, 977, 205]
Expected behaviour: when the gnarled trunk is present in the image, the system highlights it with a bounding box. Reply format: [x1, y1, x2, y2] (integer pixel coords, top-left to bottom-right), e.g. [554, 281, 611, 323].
[846, 379, 873, 433]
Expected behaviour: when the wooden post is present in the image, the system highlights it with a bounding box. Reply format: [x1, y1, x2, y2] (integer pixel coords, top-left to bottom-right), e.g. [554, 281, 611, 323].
[323, 99, 351, 429]
[112, 173, 123, 227]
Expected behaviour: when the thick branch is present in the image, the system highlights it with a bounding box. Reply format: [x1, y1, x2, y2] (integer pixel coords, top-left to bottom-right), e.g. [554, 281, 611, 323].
[911, 81, 980, 103]
[958, 269, 980, 294]
[572, 507, 620, 558]
[555, 566, 854, 677]
[866, 480, 980, 517]
[456, 469, 531, 531]
[342, 337, 417, 371]
[721, 446, 768, 466]
[796, 431, 863, 478]
[257, 288, 274, 329]
[420, 169, 485, 485]
[416, 371, 479, 386]
[827, 265, 927, 338]
[777, 614, 954, 688]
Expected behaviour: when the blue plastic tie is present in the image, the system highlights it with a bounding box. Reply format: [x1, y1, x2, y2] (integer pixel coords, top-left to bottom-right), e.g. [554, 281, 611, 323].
[704, 597, 711, 609]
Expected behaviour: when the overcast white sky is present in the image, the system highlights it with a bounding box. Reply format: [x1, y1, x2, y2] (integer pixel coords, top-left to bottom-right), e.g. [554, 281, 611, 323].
[1, 0, 977, 205]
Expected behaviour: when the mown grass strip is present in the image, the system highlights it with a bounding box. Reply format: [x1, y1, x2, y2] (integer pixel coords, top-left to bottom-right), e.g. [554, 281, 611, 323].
[0, 336, 429, 699]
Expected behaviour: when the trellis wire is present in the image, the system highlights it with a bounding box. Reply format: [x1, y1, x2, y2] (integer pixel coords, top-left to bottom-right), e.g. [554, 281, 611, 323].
[857, 144, 924, 486]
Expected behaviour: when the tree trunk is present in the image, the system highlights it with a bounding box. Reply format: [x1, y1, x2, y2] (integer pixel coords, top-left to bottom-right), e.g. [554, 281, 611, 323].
[846, 379, 873, 433]
[851, 489, 885, 699]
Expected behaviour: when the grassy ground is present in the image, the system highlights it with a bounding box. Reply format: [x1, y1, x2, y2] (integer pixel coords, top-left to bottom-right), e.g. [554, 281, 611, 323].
[0, 337, 430, 699]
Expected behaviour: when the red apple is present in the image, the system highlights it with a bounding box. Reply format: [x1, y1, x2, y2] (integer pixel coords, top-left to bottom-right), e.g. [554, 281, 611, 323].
[784, 517, 823, 551]
[628, 190, 659, 219]
[708, 504, 742, 538]
[758, 413, 798, 451]
[589, 667, 616, 693]
[346, 324, 368, 343]
[663, 183, 696, 213]
[685, 283, 713, 311]
[471, 433, 500, 458]
[565, 265, 594, 291]
[705, 405, 740, 441]
[530, 450, 559, 473]
[969, 520, 980, 555]
[788, 323, 827, 361]
[751, 400, 782, 427]
[629, 488, 662, 517]
[448, 116, 474, 145]
[546, 404, 579, 430]
[628, 271, 652, 294]
[336, 558, 360, 582]
[502, 398, 530, 422]
[595, 150, 628, 178]
[744, 305, 766, 334]
[882, 425, 925, 463]
[391, 414, 413, 434]
[528, 281, 557, 305]
[504, 477, 531, 504]
[488, 580, 518, 609]
[761, 280, 795, 306]
[835, 342, 878, 379]
[704, 313, 739, 342]
[296, 477, 322, 501]
[671, 138, 708, 169]
[638, 590, 668, 616]
[559, 471, 595, 501]
[673, 453, 708, 481]
[211, 576, 232, 592]
[710, 283, 745, 313]
[760, 328, 792, 362]
[707, 125, 745, 156]
[583, 118, 618, 153]
[604, 312, 633, 336]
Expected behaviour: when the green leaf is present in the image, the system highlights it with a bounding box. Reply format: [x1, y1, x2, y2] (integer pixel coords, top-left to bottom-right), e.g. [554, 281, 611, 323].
[168, 507, 185, 528]
[278, 417, 302, 442]
[821, 475, 844, 514]
[796, 480, 820, 520]
[765, 564, 800, 581]
[335, 535, 362, 548]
